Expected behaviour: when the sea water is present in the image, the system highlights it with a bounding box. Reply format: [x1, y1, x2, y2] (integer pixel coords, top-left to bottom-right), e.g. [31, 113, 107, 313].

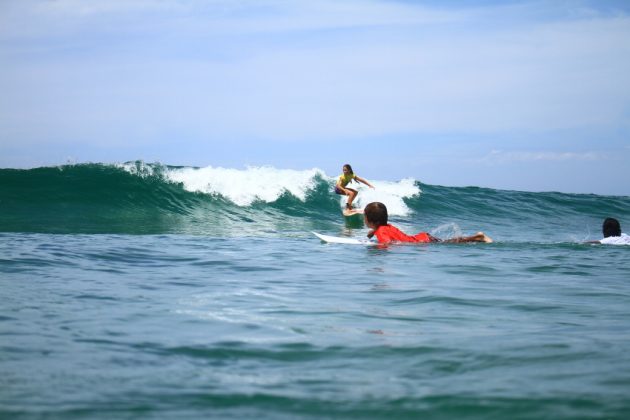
[1, 163, 630, 419]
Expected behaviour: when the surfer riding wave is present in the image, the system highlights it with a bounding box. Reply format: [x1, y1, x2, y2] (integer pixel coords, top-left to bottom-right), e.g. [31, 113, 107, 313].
[335, 164, 374, 210]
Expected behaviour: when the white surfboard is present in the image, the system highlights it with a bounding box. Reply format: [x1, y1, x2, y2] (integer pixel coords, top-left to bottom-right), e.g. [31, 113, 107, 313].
[312, 231, 372, 245]
[342, 208, 364, 217]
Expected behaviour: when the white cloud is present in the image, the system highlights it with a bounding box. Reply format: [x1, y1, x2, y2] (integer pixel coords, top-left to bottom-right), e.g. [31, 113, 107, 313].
[0, 0, 465, 40]
[1, 0, 630, 148]
[480, 150, 608, 163]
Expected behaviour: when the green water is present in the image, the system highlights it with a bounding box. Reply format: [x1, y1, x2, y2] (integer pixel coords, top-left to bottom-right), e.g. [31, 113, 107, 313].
[1, 164, 629, 418]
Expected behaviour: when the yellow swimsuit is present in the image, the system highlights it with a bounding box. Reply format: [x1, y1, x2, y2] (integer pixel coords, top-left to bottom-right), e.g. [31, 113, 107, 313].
[337, 173, 356, 187]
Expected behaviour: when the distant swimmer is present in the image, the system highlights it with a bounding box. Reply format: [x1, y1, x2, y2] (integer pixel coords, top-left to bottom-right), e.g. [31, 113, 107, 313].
[364, 202, 493, 244]
[591, 218, 630, 245]
[335, 164, 374, 210]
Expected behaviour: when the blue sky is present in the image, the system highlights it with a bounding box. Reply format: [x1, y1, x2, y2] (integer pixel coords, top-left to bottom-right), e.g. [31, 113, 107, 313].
[1, 0, 629, 195]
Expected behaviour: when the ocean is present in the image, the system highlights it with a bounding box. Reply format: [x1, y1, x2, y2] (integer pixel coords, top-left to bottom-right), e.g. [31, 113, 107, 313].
[1, 162, 629, 419]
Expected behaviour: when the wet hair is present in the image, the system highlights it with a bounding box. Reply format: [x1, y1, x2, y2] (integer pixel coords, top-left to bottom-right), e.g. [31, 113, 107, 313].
[343, 164, 354, 174]
[364, 202, 388, 227]
[602, 217, 621, 238]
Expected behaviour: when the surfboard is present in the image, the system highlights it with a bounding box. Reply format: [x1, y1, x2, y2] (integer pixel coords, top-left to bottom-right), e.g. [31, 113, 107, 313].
[342, 208, 364, 217]
[312, 231, 372, 245]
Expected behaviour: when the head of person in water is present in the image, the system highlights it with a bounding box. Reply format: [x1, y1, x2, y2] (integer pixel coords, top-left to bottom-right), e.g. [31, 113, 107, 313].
[342, 164, 354, 175]
[602, 218, 621, 238]
[364, 202, 388, 228]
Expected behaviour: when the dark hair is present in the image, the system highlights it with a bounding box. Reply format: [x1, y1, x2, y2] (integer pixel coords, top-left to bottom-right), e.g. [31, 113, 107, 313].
[364, 202, 388, 227]
[602, 218, 621, 238]
[343, 164, 354, 174]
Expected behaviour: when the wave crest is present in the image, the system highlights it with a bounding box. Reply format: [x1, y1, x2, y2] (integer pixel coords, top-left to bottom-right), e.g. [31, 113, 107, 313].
[164, 166, 325, 206]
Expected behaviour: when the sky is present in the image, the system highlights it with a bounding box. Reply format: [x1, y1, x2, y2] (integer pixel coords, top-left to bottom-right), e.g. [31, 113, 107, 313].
[1, 0, 629, 195]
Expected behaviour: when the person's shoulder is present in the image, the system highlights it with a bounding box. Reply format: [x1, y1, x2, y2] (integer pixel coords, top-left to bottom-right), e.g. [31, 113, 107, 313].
[374, 224, 395, 235]
[599, 233, 630, 245]
[381, 224, 404, 235]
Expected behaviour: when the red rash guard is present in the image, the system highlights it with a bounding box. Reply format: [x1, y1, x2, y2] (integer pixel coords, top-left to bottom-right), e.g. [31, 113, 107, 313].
[373, 224, 434, 244]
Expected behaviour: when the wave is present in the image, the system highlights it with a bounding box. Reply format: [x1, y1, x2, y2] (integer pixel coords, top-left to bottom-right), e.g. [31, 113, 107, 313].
[0, 162, 419, 235]
[1, 162, 628, 241]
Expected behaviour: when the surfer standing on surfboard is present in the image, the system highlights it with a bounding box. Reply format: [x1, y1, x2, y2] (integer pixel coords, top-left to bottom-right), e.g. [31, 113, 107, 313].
[335, 164, 374, 210]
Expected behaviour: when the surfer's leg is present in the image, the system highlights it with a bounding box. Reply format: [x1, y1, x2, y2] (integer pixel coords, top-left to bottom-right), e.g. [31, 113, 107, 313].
[444, 232, 493, 243]
[480, 232, 493, 243]
[346, 189, 358, 208]
[469, 232, 492, 243]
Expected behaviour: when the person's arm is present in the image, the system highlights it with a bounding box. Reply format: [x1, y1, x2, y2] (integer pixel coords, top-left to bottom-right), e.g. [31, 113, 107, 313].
[354, 176, 374, 189]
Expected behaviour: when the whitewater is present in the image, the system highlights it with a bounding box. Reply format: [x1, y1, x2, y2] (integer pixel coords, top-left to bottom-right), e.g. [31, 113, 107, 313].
[1, 162, 630, 419]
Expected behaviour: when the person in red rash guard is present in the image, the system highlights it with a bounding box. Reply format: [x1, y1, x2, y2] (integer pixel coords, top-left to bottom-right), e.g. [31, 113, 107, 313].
[363, 202, 492, 244]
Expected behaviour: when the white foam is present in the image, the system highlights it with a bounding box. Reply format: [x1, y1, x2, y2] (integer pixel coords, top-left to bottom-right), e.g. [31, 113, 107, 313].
[164, 165, 325, 206]
[430, 222, 464, 239]
[116, 161, 158, 177]
[343, 177, 420, 216]
[118, 163, 422, 209]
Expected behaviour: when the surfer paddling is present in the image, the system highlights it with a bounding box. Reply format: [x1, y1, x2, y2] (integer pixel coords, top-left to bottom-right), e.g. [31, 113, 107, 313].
[364, 202, 493, 244]
[335, 164, 374, 210]
[586, 217, 630, 245]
